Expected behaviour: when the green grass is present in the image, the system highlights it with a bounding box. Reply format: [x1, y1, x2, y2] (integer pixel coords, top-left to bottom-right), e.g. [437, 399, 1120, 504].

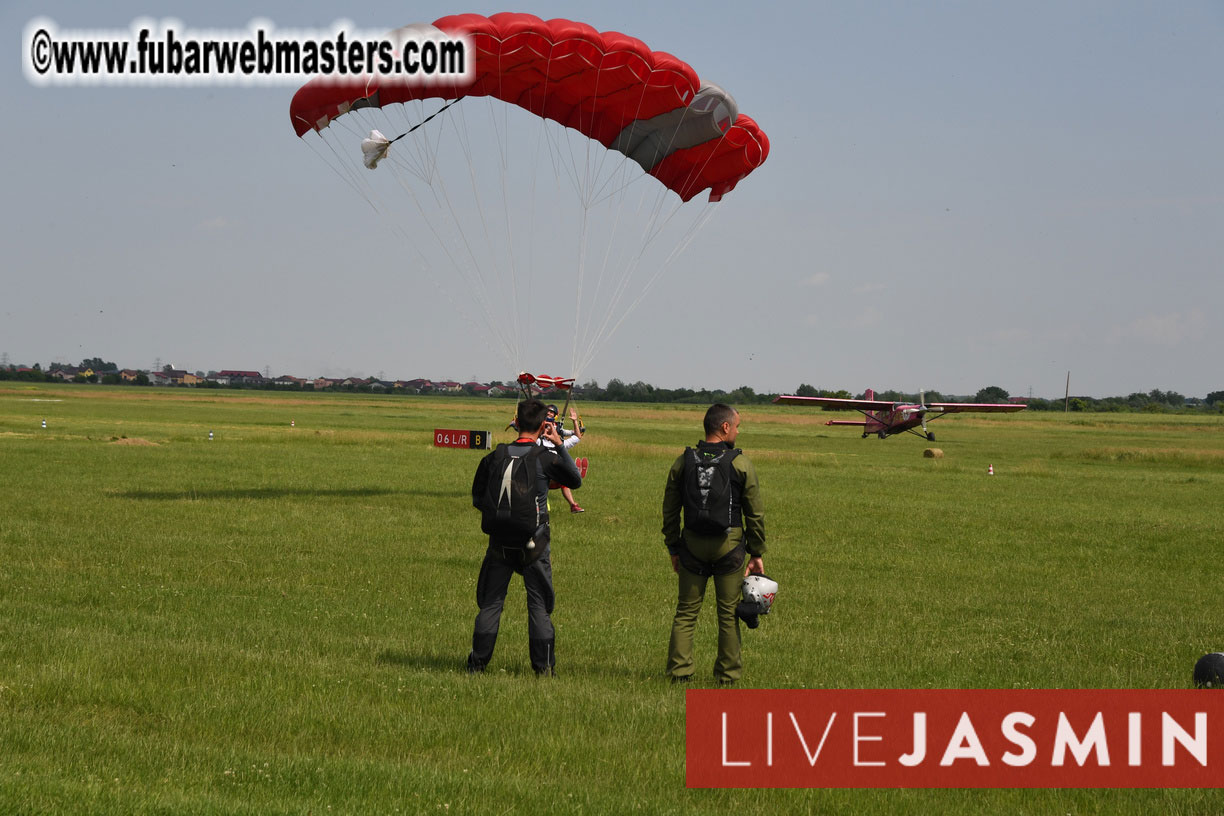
[2, 383, 1223, 814]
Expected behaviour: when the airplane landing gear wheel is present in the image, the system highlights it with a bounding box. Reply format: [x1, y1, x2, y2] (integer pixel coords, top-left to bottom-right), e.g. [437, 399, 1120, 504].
[926, 432, 936, 441]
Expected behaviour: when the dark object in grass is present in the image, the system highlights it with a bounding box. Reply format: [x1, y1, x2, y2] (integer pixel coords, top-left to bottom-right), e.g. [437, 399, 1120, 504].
[1193, 652, 1224, 688]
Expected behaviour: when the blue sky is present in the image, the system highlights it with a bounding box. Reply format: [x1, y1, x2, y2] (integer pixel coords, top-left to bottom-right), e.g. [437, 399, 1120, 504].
[4, 1, 1221, 397]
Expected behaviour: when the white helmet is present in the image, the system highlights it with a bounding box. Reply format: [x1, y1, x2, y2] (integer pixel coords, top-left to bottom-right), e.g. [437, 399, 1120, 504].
[736, 573, 778, 629]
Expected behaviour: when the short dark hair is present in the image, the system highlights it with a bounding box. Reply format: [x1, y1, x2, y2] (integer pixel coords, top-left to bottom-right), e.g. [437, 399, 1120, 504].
[517, 399, 548, 432]
[703, 403, 738, 435]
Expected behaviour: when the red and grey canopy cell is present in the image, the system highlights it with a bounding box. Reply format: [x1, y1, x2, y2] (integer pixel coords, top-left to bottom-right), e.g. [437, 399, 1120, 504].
[289, 12, 769, 202]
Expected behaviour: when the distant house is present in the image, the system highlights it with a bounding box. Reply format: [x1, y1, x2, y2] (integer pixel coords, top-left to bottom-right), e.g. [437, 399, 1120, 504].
[486, 385, 510, 397]
[313, 377, 340, 390]
[119, 369, 142, 382]
[217, 370, 265, 385]
[340, 377, 369, 388]
[49, 366, 80, 381]
[148, 371, 171, 386]
[274, 375, 307, 388]
[404, 378, 433, 392]
[436, 381, 462, 393]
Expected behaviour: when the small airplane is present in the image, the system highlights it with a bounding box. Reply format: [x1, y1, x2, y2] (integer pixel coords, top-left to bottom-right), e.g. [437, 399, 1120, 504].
[773, 389, 1025, 440]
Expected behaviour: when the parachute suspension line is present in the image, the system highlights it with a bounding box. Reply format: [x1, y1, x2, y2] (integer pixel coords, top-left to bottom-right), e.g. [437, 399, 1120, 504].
[580, 125, 744, 366]
[523, 70, 556, 374]
[571, 76, 666, 377]
[545, 96, 597, 207]
[398, 176, 518, 364]
[573, 199, 719, 377]
[576, 177, 656, 371]
[385, 100, 445, 184]
[582, 68, 668, 211]
[302, 105, 518, 373]
[305, 104, 420, 214]
[383, 96, 464, 147]
[385, 130, 520, 369]
[421, 101, 516, 367]
[300, 129, 381, 214]
[381, 100, 520, 369]
[445, 99, 523, 367]
[568, 203, 595, 378]
[661, 126, 741, 223]
[566, 57, 634, 380]
[488, 64, 528, 374]
[565, 56, 592, 378]
[589, 201, 719, 369]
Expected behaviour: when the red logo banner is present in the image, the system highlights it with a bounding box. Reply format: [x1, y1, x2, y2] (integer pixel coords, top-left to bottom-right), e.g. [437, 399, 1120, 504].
[686, 690, 1224, 788]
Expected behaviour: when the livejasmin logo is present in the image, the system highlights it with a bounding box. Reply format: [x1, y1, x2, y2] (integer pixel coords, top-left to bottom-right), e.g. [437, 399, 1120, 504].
[685, 690, 1224, 788]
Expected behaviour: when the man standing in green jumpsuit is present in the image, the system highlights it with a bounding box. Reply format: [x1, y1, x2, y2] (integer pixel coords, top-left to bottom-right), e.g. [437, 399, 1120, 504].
[662, 403, 766, 685]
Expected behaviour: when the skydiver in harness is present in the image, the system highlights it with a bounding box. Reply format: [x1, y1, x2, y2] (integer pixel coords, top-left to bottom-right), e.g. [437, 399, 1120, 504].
[541, 403, 586, 513]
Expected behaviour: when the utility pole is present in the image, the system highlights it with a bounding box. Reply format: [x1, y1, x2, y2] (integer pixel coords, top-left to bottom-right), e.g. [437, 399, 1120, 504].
[1064, 371, 1071, 413]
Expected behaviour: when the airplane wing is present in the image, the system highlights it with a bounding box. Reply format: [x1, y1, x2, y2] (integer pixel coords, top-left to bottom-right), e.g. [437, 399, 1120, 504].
[928, 402, 1026, 414]
[773, 395, 897, 411]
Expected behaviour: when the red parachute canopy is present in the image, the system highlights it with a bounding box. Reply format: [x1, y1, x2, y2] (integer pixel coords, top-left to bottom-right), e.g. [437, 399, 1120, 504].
[289, 12, 768, 202]
[518, 372, 574, 391]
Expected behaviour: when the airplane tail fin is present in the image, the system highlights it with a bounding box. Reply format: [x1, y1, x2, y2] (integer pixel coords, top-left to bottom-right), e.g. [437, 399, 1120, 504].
[864, 388, 875, 401]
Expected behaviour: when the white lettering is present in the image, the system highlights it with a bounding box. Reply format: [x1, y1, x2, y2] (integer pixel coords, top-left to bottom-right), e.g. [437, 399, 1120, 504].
[854, 712, 886, 767]
[721, 712, 750, 767]
[767, 712, 773, 767]
[791, 711, 837, 767]
[1129, 712, 1142, 766]
[1162, 712, 1207, 766]
[898, 712, 926, 766]
[940, 712, 990, 766]
[1001, 711, 1036, 767]
[1053, 712, 1110, 766]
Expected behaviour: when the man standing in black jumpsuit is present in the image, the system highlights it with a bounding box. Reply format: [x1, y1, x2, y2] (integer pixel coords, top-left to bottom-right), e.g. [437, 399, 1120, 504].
[468, 398, 582, 676]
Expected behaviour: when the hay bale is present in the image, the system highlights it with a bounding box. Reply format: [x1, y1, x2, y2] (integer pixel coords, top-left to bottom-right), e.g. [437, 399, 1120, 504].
[923, 448, 943, 459]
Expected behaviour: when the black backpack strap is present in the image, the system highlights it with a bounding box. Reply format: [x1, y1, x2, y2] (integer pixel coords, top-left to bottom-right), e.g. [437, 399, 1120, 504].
[473, 444, 507, 509]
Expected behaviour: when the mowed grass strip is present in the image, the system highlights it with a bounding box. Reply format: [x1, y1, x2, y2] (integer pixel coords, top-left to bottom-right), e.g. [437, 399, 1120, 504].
[2, 383, 1223, 814]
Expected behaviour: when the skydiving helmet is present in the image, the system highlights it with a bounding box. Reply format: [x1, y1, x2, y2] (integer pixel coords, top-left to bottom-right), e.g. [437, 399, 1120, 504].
[736, 573, 778, 630]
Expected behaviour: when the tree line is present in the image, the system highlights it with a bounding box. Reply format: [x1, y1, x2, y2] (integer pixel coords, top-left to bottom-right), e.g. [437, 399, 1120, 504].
[572, 381, 1223, 412]
[2, 361, 1221, 413]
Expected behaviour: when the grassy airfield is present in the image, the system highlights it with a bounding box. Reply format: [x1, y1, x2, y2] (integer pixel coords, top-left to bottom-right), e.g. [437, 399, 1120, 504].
[1, 382, 1222, 814]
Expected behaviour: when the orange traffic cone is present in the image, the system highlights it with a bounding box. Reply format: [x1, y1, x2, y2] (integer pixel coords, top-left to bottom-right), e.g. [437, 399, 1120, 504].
[988, 464, 994, 476]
